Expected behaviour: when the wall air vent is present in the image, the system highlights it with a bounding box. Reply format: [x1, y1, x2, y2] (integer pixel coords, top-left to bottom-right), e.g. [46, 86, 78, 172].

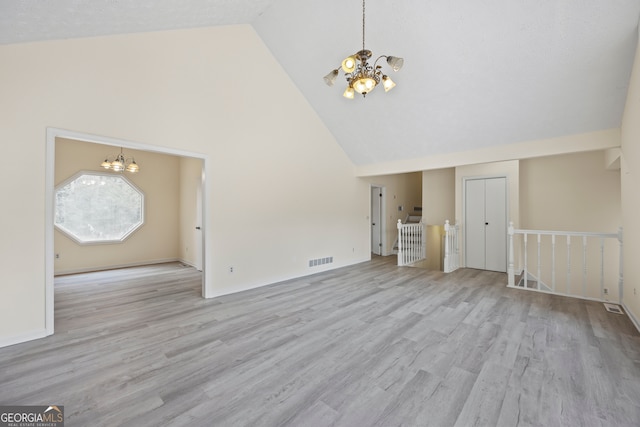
[309, 257, 333, 267]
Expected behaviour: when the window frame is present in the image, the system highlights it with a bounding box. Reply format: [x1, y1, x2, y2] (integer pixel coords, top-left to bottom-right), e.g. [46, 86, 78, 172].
[54, 170, 145, 245]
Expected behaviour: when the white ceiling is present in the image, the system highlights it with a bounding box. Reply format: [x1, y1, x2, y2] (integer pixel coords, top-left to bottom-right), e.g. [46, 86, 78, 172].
[2, 0, 640, 166]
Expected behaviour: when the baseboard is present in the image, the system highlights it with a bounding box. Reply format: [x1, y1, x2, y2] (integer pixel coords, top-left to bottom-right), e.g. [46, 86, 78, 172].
[0, 329, 48, 349]
[177, 258, 201, 270]
[54, 258, 180, 276]
[622, 302, 640, 334]
[207, 256, 371, 299]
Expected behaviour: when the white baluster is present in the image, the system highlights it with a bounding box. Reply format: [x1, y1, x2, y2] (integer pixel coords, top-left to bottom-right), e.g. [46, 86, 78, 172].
[537, 234, 542, 291]
[600, 237, 605, 299]
[566, 235, 571, 295]
[508, 221, 514, 287]
[551, 234, 556, 292]
[582, 235, 587, 298]
[397, 219, 403, 266]
[420, 221, 427, 259]
[524, 233, 528, 288]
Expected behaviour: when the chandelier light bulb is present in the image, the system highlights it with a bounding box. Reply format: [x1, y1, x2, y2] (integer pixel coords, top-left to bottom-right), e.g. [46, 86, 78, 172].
[382, 75, 396, 92]
[343, 86, 355, 99]
[341, 56, 357, 73]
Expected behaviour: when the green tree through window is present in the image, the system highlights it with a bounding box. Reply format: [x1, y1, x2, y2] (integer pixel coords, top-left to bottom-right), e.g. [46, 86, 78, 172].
[55, 172, 144, 243]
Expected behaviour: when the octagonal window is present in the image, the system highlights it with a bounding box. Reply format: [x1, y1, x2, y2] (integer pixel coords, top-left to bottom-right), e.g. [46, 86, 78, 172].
[55, 172, 144, 244]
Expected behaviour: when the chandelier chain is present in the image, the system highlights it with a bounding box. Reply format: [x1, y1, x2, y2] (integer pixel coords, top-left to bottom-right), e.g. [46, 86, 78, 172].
[362, 0, 365, 52]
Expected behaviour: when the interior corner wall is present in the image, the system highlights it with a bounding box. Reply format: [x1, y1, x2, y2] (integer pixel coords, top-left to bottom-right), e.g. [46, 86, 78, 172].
[364, 172, 422, 255]
[0, 25, 369, 344]
[54, 138, 181, 274]
[621, 29, 640, 329]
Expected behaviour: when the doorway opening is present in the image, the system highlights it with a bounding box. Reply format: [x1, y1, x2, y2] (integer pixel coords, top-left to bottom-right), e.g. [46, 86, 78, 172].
[45, 128, 210, 337]
[370, 185, 386, 256]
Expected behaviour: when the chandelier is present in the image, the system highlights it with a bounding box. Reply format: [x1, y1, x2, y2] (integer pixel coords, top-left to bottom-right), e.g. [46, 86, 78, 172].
[324, 0, 404, 99]
[100, 148, 140, 173]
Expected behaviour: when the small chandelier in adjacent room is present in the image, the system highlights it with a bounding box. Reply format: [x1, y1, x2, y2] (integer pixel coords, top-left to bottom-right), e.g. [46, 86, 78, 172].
[324, 0, 404, 99]
[100, 148, 140, 173]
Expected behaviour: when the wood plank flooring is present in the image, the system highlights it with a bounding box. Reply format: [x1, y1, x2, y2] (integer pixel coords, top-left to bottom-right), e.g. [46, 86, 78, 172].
[1, 257, 639, 426]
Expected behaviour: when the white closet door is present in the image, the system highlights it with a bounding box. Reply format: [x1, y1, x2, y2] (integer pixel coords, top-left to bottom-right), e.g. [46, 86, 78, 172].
[465, 179, 487, 270]
[465, 177, 507, 272]
[484, 177, 507, 272]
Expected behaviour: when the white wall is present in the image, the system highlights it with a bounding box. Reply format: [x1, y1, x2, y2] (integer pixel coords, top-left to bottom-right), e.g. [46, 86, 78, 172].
[54, 138, 181, 274]
[0, 25, 369, 345]
[621, 29, 640, 329]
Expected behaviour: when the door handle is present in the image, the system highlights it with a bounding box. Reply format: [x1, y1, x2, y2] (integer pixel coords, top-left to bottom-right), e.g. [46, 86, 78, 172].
[195, 226, 201, 230]
[372, 223, 376, 226]
[485, 222, 489, 225]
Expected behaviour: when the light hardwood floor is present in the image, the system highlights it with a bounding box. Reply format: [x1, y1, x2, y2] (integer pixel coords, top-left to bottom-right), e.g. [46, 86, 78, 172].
[1, 257, 639, 426]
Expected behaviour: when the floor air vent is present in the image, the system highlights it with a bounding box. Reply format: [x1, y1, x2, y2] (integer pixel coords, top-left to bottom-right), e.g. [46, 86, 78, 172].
[309, 257, 333, 267]
[603, 303, 624, 315]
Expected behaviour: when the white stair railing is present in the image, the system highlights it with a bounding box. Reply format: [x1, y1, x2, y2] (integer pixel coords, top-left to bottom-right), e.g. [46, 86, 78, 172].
[508, 222, 623, 303]
[443, 220, 460, 273]
[397, 220, 426, 266]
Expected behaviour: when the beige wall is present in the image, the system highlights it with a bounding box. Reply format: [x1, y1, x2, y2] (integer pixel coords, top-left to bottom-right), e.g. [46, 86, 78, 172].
[364, 173, 422, 255]
[422, 169, 455, 270]
[422, 168, 455, 225]
[520, 151, 621, 231]
[179, 157, 204, 268]
[621, 31, 640, 328]
[520, 151, 622, 300]
[356, 129, 620, 177]
[0, 26, 369, 344]
[54, 138, 181, 274]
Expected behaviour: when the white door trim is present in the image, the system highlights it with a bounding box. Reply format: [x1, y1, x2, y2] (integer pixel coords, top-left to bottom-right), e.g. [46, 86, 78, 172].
[45, 127, 211, 337]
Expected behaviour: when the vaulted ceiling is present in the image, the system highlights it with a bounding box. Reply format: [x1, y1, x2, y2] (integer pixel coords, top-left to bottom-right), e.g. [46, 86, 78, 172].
[2, 0, 639, 165]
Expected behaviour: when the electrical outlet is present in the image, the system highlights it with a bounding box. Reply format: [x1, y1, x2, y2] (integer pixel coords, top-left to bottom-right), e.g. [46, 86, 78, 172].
[229, 267, 234, 273]
[604, 288, 609, 295]
[55, 253, 60, 259]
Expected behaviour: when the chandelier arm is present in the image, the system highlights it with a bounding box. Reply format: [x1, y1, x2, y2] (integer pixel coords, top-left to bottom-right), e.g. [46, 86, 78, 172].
[372, 55, 388, 68]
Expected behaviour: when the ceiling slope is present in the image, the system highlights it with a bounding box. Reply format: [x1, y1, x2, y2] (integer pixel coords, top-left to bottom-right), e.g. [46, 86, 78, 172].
[254, 0, 640, 165]
[2, 0, 639, 166]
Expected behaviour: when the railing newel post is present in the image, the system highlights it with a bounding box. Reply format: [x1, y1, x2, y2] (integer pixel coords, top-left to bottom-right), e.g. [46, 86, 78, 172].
[508, 221, 514, 287]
